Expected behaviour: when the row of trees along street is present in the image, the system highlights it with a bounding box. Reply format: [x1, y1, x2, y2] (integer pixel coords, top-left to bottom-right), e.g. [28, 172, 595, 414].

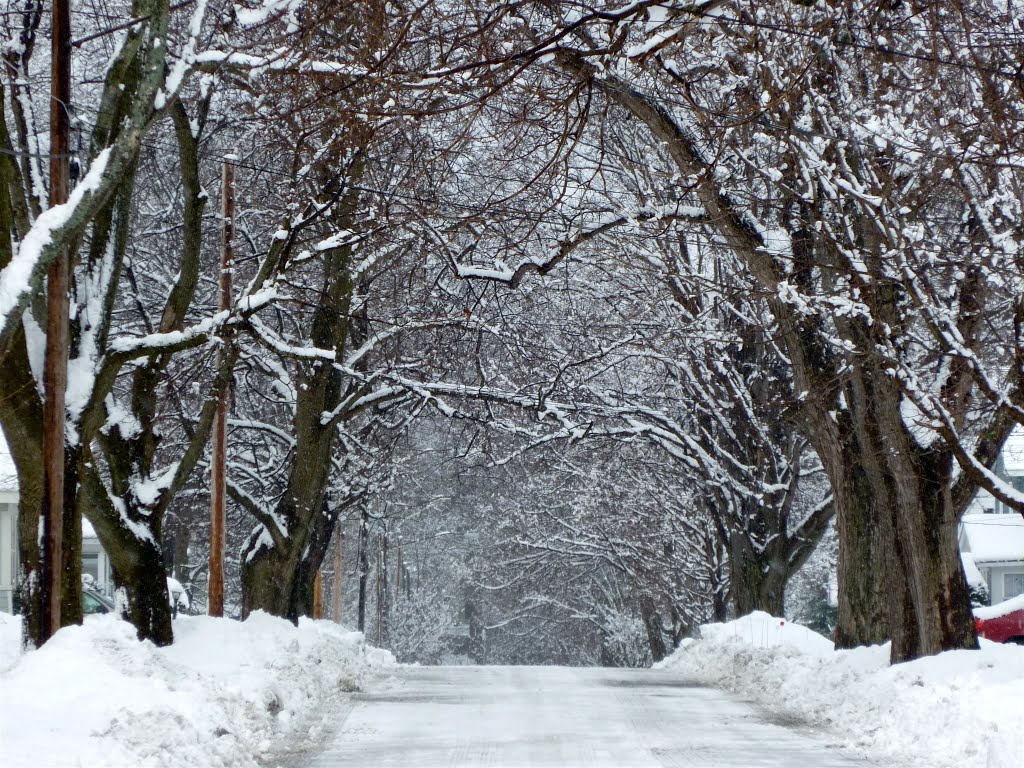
[1, 0, 1022, 665]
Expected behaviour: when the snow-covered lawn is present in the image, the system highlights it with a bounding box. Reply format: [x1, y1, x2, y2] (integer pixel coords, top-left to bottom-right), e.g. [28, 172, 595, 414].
[659, 612, 1024, 768]
[0, 611, 393, 768]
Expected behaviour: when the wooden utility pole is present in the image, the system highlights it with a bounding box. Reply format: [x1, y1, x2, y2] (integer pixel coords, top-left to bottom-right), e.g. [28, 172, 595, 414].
[209, 159, 234, 617]
[312, 571, 323, 619]
[332, 525, 343, 623]
[40, 0, 72, 645]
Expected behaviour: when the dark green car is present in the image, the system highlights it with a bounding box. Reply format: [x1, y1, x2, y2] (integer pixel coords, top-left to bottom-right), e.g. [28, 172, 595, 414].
[82, 587, 116, 615]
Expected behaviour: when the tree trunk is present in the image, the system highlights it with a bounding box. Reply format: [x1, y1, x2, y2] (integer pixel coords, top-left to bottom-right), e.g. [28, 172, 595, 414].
[826, 363, 977, 661]
[639, 594, 667, 663]
[378, 531, 389, 647]
[60, 448, 82, 627]
[112, 539, 173, 646]
[728, 532, 787, 618]
[357, 508, 369, 632]
[831, 457, 899, 650]
[241, 497, 337, 622]
[79, 465, 174, 645]
[1, 329, 45, 648]
[173, 520, 191, 584]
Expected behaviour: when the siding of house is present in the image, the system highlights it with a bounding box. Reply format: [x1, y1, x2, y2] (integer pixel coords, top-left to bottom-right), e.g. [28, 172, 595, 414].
[0, 497, 16, 612]
[959, 512, 1024, 607]
[986, 564, 1024, 605]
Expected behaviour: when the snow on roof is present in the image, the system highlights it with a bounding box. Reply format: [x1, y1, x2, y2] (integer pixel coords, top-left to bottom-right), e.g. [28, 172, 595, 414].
[1000, 426, 1024, 474]
[965, 490, 994, 515]
[960, 513, 1024, 564]
[961, 553, 986, 590]
[974, 593, 1024, 621]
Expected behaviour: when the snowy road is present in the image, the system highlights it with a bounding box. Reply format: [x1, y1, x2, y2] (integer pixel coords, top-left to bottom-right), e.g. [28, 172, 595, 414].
[302, 665, 877, 767]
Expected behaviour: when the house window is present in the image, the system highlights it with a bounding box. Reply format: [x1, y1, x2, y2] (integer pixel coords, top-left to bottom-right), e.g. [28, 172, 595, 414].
[1005, 573, 1024, 600]
[82, 553, 99, 582]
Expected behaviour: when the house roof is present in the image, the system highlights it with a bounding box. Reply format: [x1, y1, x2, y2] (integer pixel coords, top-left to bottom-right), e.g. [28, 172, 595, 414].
[960, 513, 1024, 564]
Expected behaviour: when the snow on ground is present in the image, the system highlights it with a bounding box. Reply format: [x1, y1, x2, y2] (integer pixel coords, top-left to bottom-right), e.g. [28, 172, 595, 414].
[0, 611, 20, 673]
[659, 611, 1024, 768]
[0, 611, 394, 768]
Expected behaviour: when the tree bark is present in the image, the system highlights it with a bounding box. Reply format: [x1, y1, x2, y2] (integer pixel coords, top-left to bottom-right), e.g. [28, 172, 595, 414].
[60, 447, 82, 627]
[0, 327, 45, 647]
[728, 532, 787, 618]
[113, 540, 173, 646]
[358, 508, 369, 632]
[79, 464, 174, 645]
[639, 594, 667, 663]
[240, 494, 338, 622]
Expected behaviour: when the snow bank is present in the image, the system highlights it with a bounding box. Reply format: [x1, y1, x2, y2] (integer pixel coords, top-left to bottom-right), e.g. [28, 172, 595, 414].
[698, 610, 834, 657]
[0, 611, 394, 768]
[0, 611, 20, 673]
[659, 611, 1024, 768]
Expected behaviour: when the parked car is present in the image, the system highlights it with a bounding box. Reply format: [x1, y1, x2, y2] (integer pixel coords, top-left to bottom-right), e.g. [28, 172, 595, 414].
[974, 596, 1024, 644]
[82, 587, 116, 615]
[81, 579, 191, 618]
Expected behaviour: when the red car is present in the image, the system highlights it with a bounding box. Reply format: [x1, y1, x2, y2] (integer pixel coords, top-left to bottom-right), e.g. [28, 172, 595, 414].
[974, 598, 1024, 644]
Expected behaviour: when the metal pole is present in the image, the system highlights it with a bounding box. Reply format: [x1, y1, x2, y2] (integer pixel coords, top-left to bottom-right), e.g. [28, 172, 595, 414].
[41, 0, 72, 645]
[209, 158, 234, 617]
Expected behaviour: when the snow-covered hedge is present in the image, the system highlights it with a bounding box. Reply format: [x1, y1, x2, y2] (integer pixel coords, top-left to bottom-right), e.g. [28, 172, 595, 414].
[658, 611, 1024, 768]
[0, 611, 393, 768]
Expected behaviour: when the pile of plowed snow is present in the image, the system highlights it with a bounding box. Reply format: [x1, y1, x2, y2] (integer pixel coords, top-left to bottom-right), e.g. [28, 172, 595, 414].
[0, 611, 393, 768]
[659, 611, 1024, 768]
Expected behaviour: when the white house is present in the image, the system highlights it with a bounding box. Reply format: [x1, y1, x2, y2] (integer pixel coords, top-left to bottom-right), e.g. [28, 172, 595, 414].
[990, 427, 1024, 516]
[959, 427, 1024, 606]
[960, 513, 1024, 605]
[0, 439, 114, 614]
[0, 469, 17, 613]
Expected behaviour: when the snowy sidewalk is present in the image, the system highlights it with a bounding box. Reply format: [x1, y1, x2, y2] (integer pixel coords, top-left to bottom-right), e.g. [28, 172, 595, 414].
[0, 612, 393, 768]
[301, 665, 877, 767]
[658, 612, 1024, 768]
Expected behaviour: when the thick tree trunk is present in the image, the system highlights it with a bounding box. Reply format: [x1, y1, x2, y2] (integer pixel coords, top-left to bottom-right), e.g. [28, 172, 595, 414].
[240, 543, 295, 618]
[241, 497, 337, 622]
[826, 364, 977, 661]
[79, 466, 174, 645]
[1, 329, 45, 647]
[242, 539, 330, 622]
[728, 533, 787, 618]
[712, 586, 728, 624]
[830, 449, 900, 650]
[639, 594, 667, 663]
[112, 540, 173, 646]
